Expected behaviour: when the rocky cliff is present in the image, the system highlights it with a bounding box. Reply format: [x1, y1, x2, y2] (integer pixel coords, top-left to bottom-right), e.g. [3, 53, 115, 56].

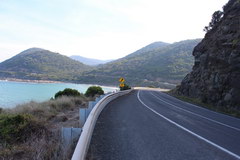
[177, 0, 240, 109]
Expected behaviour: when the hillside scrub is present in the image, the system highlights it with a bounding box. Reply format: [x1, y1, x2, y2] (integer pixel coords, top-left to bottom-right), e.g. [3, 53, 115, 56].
[0, 114, 45, 145]
[0, 48, 91, 81]
[0, 40, 200, 88]
[0, 95, 89, 159]
[76, 39, 201, 88]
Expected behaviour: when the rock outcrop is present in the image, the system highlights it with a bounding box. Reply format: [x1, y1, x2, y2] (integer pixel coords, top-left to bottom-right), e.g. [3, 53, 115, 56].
[177, 0, 240, 109]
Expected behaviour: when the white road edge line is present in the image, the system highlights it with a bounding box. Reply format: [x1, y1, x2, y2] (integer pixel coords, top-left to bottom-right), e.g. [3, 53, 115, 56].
[157, 91, 240, 121]
[150, 92, 240, 132]
[137, 91, 240, 160]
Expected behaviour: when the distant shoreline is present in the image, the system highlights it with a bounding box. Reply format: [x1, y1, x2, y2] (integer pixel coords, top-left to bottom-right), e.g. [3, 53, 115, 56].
[0, 78, 62, 84]
[0, 78, 118, 88]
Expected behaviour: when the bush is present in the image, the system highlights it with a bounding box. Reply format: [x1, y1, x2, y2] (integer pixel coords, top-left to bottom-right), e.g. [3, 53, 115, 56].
[0, 114, 45, 145]
[120, 83, 131, 91]
[204, 10, 223, 32]
[85, 86, 104, 97]
[54, 88, 81, 99]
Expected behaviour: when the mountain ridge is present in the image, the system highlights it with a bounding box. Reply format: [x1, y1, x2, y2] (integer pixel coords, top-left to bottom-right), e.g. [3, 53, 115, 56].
[0, 48, 91, 81]
[70, 55, 113, 66]
[76, 39, 201, 88]
[0, 39, 201, 88]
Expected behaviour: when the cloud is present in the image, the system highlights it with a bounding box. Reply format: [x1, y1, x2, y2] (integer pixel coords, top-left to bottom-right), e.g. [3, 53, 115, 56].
[0, 0, 229, 62]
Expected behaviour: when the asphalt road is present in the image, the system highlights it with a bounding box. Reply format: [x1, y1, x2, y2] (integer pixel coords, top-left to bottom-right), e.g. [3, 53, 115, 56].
[87, 90, 240, 160]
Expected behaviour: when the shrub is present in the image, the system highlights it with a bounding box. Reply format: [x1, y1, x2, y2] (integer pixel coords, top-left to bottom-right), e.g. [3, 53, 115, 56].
[120, 83, 131, 91]
[0, 114, 45, 145]
[54, 88, 81, 99]
[204, 10, 223, 32]
[148, 85, 156, 88]
[85, 86, 104, 97]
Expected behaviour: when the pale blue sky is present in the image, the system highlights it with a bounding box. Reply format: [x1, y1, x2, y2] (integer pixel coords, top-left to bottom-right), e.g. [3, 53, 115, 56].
[0, 0, 228, 62]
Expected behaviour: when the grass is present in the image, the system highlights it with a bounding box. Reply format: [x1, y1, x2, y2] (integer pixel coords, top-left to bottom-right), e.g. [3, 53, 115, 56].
[167, 90, 240, 118]
[4, 95, 88, 119]
[0, 95, 89, 160]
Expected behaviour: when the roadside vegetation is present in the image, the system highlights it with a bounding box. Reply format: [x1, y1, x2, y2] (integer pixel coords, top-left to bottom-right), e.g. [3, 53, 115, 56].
[0, 86, 105, 160]
[168, 90, 240, 118]
[54, 88, 82, 99]
[119, 83, 131, 91]
[85, 86, 104, 97]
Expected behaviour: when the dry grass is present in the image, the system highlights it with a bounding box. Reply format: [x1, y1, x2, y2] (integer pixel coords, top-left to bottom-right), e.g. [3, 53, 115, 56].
[4, 96, 88, 120]
[0, 95, 89, 160]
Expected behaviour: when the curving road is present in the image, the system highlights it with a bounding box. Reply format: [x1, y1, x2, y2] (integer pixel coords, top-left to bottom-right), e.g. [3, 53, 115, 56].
[87, 90, 240, 160]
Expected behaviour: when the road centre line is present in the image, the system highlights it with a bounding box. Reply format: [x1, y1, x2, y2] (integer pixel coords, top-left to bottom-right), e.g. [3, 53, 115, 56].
[150, 92, 240, 132]
[137, 90, 240, 160]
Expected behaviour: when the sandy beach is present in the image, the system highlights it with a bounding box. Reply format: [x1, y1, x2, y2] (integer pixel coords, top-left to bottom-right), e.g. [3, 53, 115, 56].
[0, 78, 62, 83]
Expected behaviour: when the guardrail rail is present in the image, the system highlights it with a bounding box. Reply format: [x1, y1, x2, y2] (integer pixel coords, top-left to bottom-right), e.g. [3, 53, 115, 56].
[72, 90, 132, 160]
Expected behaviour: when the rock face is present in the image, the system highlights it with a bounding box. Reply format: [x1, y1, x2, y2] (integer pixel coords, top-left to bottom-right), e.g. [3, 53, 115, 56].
[177, 0, 240, 109]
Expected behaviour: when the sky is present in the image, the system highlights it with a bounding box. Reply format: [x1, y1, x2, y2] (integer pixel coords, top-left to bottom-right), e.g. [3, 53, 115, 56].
[0, 0, 228, 62]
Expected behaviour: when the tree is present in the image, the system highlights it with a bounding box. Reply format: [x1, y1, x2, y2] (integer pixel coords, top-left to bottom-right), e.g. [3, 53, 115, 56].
[204, 10, 223, 32]
[85, 86, 104, 97]
[54, 88, 81, 99]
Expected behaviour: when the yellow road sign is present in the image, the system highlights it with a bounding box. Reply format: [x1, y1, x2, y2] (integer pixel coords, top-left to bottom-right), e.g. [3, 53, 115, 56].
[119, 83, 125, 87]
[119, 77, 125, 83]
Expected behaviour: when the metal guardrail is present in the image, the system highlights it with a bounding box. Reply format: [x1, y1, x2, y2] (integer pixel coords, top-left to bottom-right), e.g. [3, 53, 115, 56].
[71, 90, 132, 160]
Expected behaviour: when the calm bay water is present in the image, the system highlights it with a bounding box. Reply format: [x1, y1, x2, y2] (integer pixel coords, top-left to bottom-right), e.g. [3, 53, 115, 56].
[0, 81, 117, 108]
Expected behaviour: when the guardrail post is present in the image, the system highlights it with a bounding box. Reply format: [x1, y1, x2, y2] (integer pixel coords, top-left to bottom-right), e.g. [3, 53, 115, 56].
[95, 97, 101, 103]
[79, 108, 86, 127]
[86, 101, 94, 118]
[62, 127, 82, 148]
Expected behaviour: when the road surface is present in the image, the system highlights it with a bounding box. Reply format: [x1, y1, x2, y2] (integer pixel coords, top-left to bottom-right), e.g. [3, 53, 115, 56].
[87, 90, 240, 160]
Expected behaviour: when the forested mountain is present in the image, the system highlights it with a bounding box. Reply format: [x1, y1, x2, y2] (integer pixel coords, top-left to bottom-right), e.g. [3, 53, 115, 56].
[70, 55, 113, 66]
[0, 39, 201, 88]
[77, 39, 201, 88]
[0, 48, 91, 81]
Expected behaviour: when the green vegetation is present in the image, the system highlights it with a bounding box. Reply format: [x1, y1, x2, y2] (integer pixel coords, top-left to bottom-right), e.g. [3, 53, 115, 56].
[204, 10, 223, 32]
[120, 83, 131, 91]
[168, 90, 240, 118]
[0, 40, 200, 88]
[77, 39, 201, 88]
[55, 88, 81, 99]
[0, 114, 45, 145]
[0, 48, 91, 81]
[0, 92, 89, 159]
[85, 86, 104, 97]
[232, 39, 239, 47]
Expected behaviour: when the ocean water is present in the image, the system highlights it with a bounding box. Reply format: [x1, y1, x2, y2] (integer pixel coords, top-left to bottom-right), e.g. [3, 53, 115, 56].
[0, 81, 117, 108]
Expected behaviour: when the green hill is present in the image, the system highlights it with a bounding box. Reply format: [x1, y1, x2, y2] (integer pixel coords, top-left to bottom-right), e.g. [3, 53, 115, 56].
[0, 40, 201, 88]
[0, 48, 91, 81]
[77, 39, 201, 88]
